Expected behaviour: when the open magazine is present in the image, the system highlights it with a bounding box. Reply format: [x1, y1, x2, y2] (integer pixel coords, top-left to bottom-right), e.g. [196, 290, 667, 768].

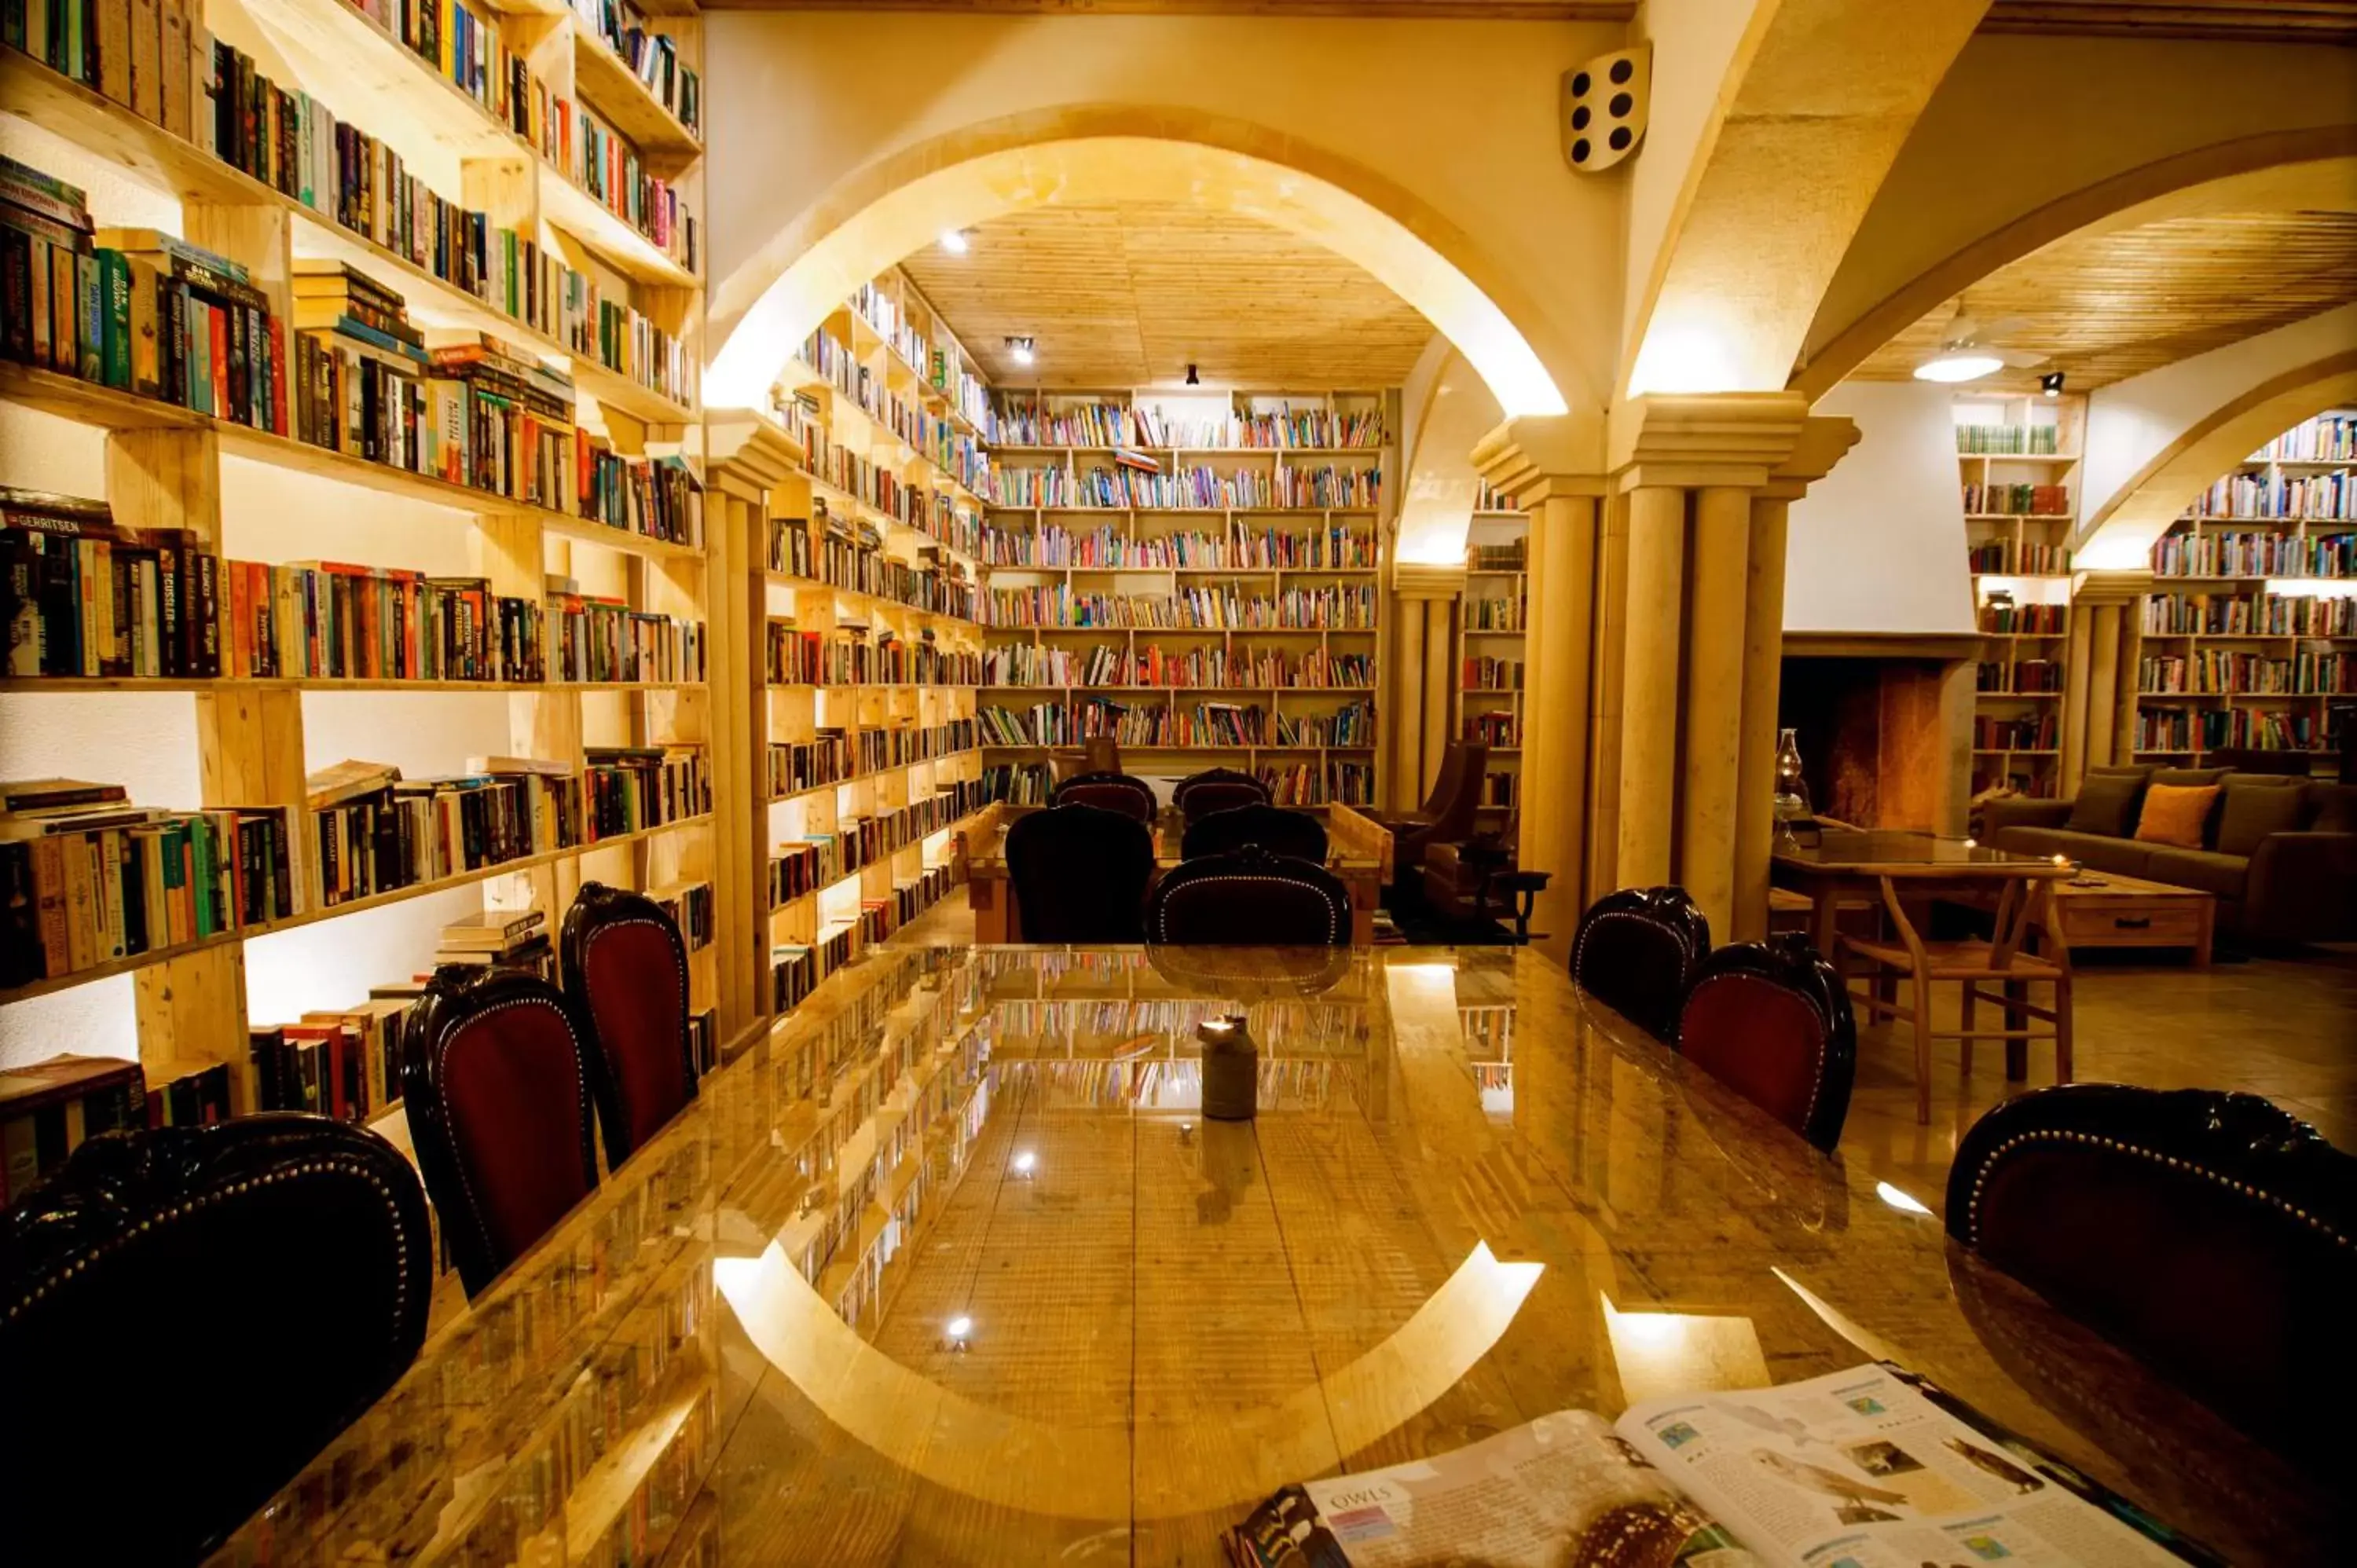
[1226, 1364, 2220, 1568]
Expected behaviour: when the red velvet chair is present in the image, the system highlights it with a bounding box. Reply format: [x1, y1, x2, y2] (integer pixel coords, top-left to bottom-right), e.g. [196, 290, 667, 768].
[1175, 766, 1270, 824]
[1947, 1085, 2356, 1475]
[1050, 770, 1160, 822]
[1147, 844, 1351, 945]
[0, 1116, 431, 1562]
[563, 881, 698, 1171]
[402, 968, 599, 1297]
[1675, 936, 1857, 1152]
[1570, 885, 1710, 1042]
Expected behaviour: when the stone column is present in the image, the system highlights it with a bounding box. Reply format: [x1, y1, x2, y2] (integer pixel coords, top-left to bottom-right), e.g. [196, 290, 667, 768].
[1678, 486, 1750, 935]
[2071, 571, 2155, 784]
[2059, 603, 2095, 792]
[1422, 597, 1453, 788]
[1732, 496, 1791, 942]
[2085, 603, 2123, 771]
[1618, 483, 1687, 888]
[1389, 563, 1468, 811]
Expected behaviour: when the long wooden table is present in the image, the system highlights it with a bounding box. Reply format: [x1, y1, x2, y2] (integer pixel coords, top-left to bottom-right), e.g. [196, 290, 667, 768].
[961, 800, 1394, 944]
[209, 947, 2331, 1565]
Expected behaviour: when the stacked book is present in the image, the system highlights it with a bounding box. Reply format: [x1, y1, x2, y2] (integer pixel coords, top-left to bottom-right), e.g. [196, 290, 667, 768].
[0, 1053, 146, 1206]
[250, 1001, 408, 1125]
[2, 485, 222, 678]
[307, 759, 570, 910]
[581, 745, 709, 838]
[0, 778, 306, 987]
[435, 905, 554, 977]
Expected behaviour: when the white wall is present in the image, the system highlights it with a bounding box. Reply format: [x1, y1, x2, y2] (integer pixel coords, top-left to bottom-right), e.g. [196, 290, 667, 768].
[2081, 301, 2357, 529]
[1785, 381, 1975, 635]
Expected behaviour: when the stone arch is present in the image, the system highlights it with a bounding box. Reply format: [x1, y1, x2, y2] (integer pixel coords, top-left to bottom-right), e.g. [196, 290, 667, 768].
[705, 106, 1571, 418]
[2073, 348, 2357, 571]
[1793, 128, 2357, 401]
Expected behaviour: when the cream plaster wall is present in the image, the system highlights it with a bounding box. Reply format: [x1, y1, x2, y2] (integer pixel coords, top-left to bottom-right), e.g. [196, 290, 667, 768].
[1784, 381, 1976, 636]
[1621, 0, 1756, 362]
[2080, 302, 2357, 535]
[701, 11, 1629, 412]
[1803, 34, 2357, 376]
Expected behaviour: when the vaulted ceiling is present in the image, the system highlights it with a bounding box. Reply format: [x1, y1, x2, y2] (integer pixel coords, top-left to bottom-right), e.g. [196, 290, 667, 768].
[1849, 208, 2357, 391]
[1981, 1, 2357, 42]
[900, 203, 1436, 388]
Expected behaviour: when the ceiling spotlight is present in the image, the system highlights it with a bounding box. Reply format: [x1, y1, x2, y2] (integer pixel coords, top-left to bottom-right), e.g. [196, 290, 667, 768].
[1006, 336, 1035, 366]
[939, 229, 970, 255]
[1912, 352, 2004, 384]
[1185, 363, 1200, 387]
[2040, 369, 2066, 398]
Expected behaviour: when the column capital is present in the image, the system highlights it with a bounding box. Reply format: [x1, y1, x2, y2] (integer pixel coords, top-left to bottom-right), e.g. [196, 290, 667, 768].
[1758, 417, 1863, 502]
[2074, 568, 2155, 606]
[1607, 391, 1812, 493]
[1392, 561, 1468, 599]
[706, 412, 807, 500]
[1471, 412, 1607, 510]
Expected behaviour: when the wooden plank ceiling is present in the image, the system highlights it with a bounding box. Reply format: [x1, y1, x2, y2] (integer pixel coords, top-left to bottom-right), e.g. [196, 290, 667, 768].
[1849, 209, 2357, 391]
[1982, 2, 2357, 42]
[900, 202, 1436, 387]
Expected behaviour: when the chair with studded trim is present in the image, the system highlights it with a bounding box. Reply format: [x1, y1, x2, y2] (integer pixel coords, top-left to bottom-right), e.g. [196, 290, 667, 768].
[1147, 844, 1351, 945]
[563, 881, 698, 1171]
[1675, 935, 1857, 1152]
[1006, 802, 1157, 941]
[0, 1116, 432, 1563]
[1570, 885, 1710, 1042]
[1181, 802, 1329, 863]
[1050, 770, 1160, 822]
[402, 966, 599, 1298]
[1174, 766, 1270, 825]
[1946, 1085, 2357, 1472]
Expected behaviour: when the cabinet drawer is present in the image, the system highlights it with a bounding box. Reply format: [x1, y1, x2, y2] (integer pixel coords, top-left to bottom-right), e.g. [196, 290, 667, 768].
[2058, 902, 2205, 943]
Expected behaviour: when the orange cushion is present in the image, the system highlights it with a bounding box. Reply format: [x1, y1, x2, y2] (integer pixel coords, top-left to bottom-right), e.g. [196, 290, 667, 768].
[2133, 782, 2222, 848]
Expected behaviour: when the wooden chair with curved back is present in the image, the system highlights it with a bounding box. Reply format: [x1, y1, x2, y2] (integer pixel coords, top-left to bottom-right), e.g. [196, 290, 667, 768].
[1147, 844, 1351, 945]
[562, 881, 698, 1171]
[1050, 770, 1160, 822]
[1946, 1085, 2356, 1475]
[1181, 802, 1329, 863]
[1570, 885, 1711, 1042]
[0, 1116, 433, 1563]
[1006, 802, 1157, 941]
[1675, 934, 1857, 1152]
[402, 967, 600, 1298]
[1174, 766, 1270, 825]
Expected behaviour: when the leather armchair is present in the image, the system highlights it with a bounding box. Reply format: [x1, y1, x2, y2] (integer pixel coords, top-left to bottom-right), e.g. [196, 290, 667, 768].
[1376, 740, 1488, 883]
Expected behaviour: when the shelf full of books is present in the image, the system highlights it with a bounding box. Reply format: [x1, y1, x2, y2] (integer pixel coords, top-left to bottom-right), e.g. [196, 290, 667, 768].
[977, 386, 1395, 805]
[1959, 392, 2082, 800]
[1460, 505, 1525, 819]
[710, 269, 993, 1040]
[2133, 410, 2357, 770]
[0, 0, 718, 1150]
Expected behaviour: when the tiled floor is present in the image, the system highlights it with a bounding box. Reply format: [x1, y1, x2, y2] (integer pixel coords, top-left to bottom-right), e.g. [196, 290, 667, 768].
[894, 891, 2357, 1214]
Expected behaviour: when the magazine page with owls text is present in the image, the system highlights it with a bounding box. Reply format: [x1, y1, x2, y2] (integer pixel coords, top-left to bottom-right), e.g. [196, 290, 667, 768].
[1223, 1365, 2215, 1568]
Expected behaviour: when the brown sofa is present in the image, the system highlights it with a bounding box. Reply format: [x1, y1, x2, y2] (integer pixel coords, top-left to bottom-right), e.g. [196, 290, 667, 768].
[1981, 766, 2357, 944]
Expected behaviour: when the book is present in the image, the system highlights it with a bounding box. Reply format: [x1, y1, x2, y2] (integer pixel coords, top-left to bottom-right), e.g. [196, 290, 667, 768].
[439, 907, 546, 950]
[0, 1052, 146, 1205]
[305, 758, 401, 810]
[1224, 1363, 2212, 1567]
[1, 779, 131, 815]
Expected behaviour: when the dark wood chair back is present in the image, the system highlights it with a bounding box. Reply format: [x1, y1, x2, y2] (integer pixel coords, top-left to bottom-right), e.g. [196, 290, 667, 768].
[402, 968, 599, 1297]
[1571, 885, 1711, 1041]
[1414, 739, 1478, 819]
[0, 1116, 431, 1563]
[1050, 770, 1159, 822]
[1007, 803, 1156, 941]
[1676, 935, 1856, 1151]
[1147, 844, 1351, 945]
[1181, 803, 1329, 863]
[1175, 766, 1270, 824]
[562, 881, 697, 1170]
[1947, 1085, 2356, 1473]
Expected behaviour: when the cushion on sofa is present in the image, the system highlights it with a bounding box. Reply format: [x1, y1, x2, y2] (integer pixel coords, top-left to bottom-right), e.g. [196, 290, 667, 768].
[2307, 782, 2357, 836]
[2151, 766, 2230, 789]
[2217, 779, 2310, 857]
[2142, 848, 2249, 901]
[2134, 783, 2222, 848]
[2066, 766, 2154, 837]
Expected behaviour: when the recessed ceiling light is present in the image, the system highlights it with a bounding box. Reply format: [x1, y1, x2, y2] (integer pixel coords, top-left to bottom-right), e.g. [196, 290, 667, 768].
[1913, 352, 2004, 384]
[939, 229, 969, 255]
[1006, 336, 1035, 366]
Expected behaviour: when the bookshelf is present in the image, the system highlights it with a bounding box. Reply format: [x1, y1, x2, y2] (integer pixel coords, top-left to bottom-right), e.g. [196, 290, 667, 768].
[2134, 408, 2357, 768]
[1960, 392, 2080, 797]
[1, 0, 717, 1118]
[1460, 492, 1524, 820]
[737, 269, 990, 1020]
[976, 387, 1394, 806]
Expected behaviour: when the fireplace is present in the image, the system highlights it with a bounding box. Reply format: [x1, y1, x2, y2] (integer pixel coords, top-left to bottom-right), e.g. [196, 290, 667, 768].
[1777, 636, 1979, 833]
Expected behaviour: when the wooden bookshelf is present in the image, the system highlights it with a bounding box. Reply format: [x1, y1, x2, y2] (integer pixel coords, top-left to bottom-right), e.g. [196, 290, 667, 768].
[711, 269, 992, 1031]
[976, 386, 1395, 806]
[0, 0, 719, 1109]
[1960, 392, 2082, 798]
[2133, 408, 2357, 766]
[1458, 504, 1527, 820]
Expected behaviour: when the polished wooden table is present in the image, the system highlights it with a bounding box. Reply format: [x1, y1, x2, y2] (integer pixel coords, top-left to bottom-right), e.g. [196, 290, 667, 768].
[211, 947, 2330, 1566]
[1771, 828, 2071, 957]
[960, 801, 1394, 943]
